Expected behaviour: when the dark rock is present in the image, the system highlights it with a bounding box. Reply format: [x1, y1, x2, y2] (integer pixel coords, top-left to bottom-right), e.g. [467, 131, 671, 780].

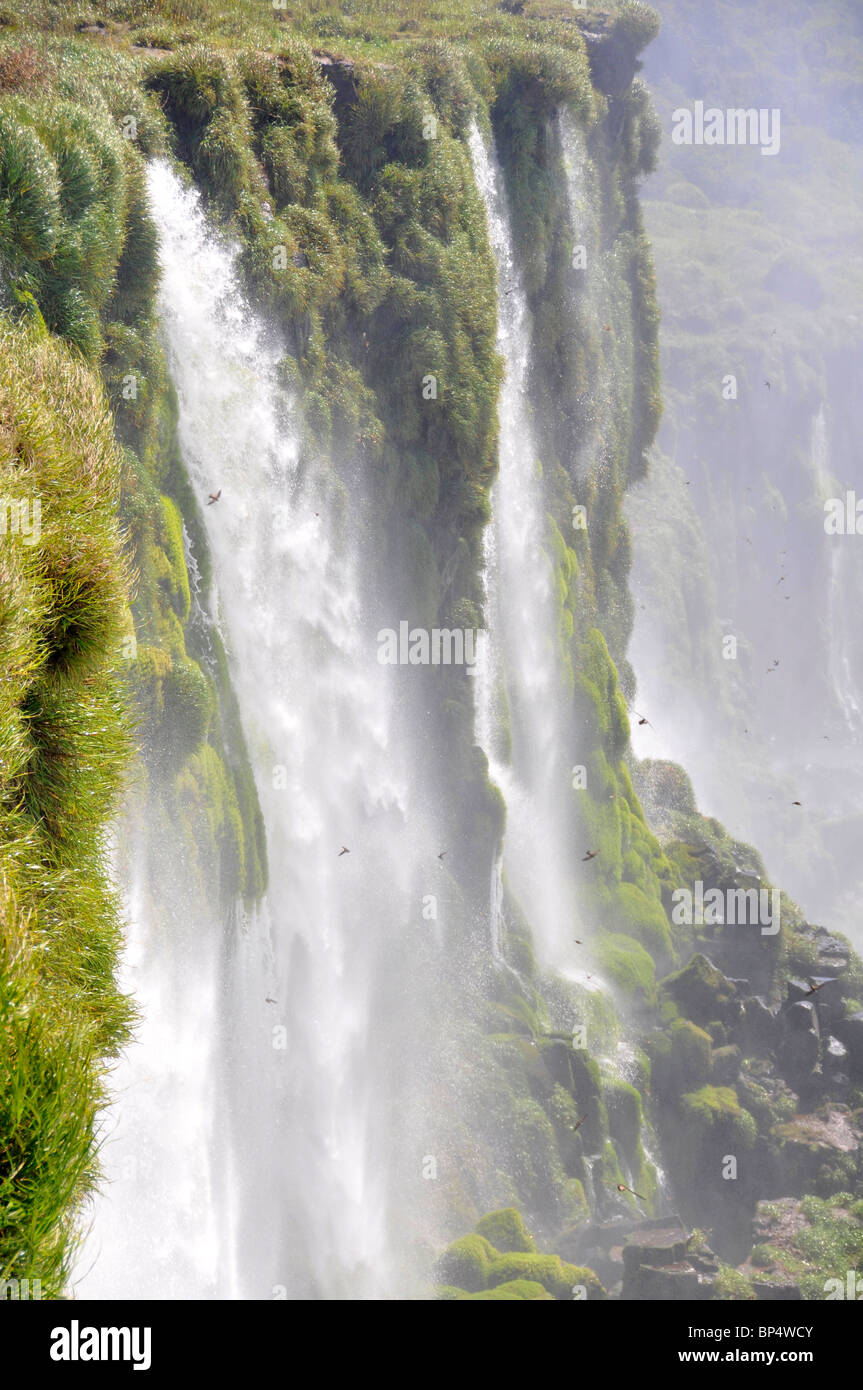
[777, 1028, 820, 1088]
[753, 1280, 802, 1300]
[786, 978, 813, 1005]
[621, 1216, 690, 1272]
[712, 1044, 741, 1084]
[315, 52, 359, 112]
[582, 29, 641, 98]
[785, 999, 820, 1035]
[624, 1261, 704, 1299]
[739, 995, 778, 1050]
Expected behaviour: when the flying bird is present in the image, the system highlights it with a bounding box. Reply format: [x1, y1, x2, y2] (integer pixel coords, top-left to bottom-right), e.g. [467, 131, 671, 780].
[791, 800, 802, 806]
[265, 996, 277, 1005]
[437, 851, 447, 861]
[617, 1183, 646, 1200]
[806, 979, 827, 995]
[572, 1115, 586, 1133]
[338, 845, 350, 857]
[207, 490, 222, 505]
[765, 381, 771, 390]
[582, 850, 598, 862]
[574, 938, 583, 945]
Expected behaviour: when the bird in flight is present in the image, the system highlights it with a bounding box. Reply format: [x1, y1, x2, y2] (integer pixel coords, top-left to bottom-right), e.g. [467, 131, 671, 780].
[574, 938, 583, 945]
[617, 1183, 647, 1200]
[207, 489, 222, 505]
[265, 996, 277, 1005]
[572, 1115, 586, 1133]
[765, 380, 771, 390]
[437, 851, 447, 861]
[806, 979, 827, 995]
[338, 845, 350, 857]
[791, 800, 802, 806]
[582, 850, 598, 862]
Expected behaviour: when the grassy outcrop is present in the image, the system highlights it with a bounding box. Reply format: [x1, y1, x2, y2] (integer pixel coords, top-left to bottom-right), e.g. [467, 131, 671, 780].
[0, 324, 134, 1296]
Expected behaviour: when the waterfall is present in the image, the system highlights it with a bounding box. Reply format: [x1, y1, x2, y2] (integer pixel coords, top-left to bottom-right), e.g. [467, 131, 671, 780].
[469, 124, 583, 976]
[77, 160, 439, 1300]
[811, 406, 863, 740]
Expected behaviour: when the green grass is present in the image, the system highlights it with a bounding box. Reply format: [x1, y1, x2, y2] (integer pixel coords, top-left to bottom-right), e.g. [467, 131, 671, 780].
[0, 322, 135, 1297]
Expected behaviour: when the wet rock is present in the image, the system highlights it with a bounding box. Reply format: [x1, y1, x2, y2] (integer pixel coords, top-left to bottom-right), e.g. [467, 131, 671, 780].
[753, 1280, 802, 1300]
[621, 1216, 690, 1272]
[835, 1012, 863, 1078]
[661, 954, 741, 1028]
[771, 1105, 861, 1191]
[785, 999, 820, 1035]
[625, 1262, 703, 1299]
[777, 1028, 820, 1089]
[824, 1035, 848, 1074]
[620, 1218, 719, 1301]
[712, 1044, 741, 1084]
[739, 995, 778, 1050]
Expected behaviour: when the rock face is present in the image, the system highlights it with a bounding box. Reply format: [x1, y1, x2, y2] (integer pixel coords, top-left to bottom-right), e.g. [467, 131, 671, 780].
[619, 1217, 719, 1300]
[770, 1105, 862, 1192]
[580, 24, 642, 98]
[315, 52, 359, 112]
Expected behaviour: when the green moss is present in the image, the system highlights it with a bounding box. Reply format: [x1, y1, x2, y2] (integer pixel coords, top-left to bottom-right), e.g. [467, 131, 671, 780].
[660, 953, 739, 1028]
[435, 1232, 498, 1292]
[680, 1086, 757, 1148]
[487, 1251, 601, 1300]
[713, 1265, 757, 1301]
[603, 1077, 643, 1165]
[595, 932, 656, 1008]
[475, 1206, 535, 1253]
[449, 1277, 555, 1300]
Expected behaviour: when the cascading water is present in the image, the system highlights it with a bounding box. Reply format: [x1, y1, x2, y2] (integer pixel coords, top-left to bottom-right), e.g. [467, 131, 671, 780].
[469, 124, 582, 976]
[811, 406, 863, 740]
[78, 160, 439, 1299]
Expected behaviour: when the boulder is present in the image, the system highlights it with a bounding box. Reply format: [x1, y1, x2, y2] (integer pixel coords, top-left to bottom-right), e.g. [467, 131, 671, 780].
[739, 995, 778, 1050]
[661, 954, 741, 1028]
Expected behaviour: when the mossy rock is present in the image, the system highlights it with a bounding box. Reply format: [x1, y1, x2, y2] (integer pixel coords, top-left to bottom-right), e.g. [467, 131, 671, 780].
[475, 1206, 535, 1254]
[604, 1077, 643, 1163]
[607, 880, 673, 967]
[595, 932, 656, 1009]
[660, 953, 739, 1028]
[680, 1086, 757, 1148]
[650, 1018, 713, 1095]
[487, 1252, 602, 1300]
[449, 1278, 555, 1300]
[435, 1233, 497, 1293]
